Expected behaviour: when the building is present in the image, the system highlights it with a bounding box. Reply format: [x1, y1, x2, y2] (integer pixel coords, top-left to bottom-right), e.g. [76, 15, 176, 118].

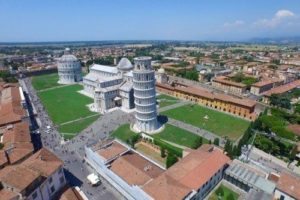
[273, 172, 300, 200]
[212, 76, 247, 95]
[82, 58, 134, 113]
[0, 83, 27, 127]
[156, 82, 257, 120]
[224, 159, 275, 195]
[262, 80, 300, 104]
[85, 140, 230, 200]
[57, 49, 82, 84]
[250, 78, 284, 96]
[0, 148, 66, 200]
[132, 57, 160, 133]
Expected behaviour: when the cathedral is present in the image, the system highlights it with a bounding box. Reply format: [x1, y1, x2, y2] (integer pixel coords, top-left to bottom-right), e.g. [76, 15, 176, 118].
[82, 58, 135, 113]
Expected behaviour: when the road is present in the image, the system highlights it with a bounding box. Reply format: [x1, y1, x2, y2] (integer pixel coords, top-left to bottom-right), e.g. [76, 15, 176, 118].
[20, 77, 127, 200]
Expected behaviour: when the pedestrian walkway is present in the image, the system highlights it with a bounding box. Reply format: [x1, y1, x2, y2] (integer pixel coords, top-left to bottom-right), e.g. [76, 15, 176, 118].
[59, 113, 101, 126]
[158, 100, 190, 112]
[37, 83, 75, 93]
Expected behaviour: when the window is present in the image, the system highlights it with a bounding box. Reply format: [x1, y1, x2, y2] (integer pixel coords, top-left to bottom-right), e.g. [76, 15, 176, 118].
[32, 191, 38, 199]
[50, 186, 55, 193]
[48, 177, 53, 184]
[59, 176, 65, 184]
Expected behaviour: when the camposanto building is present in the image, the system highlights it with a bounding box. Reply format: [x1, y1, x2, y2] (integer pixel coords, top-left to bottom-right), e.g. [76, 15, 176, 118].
[57, 49, 82, 84]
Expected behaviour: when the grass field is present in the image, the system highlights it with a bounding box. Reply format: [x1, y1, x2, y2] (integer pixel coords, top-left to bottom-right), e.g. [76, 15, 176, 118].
[209, 184, 239, 200]
[38, 84, 95, 125]
[32, 73, 60, 91]
[111, 124, 139, 142]
[58, 115, 100, 135]
[162, 104, 250, 140]
[157, 94, 179, 108]
[153, 124, 208, 149]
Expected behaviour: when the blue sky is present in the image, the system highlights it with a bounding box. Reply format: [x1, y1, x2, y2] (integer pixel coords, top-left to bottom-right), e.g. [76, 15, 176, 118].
[0, 0, 299, 42]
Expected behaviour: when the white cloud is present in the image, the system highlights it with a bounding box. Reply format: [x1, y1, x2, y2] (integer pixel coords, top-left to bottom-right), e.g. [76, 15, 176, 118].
[275, 10, 295, 18]
[223, 20, 245, 28]
[254, 9, 296, 28]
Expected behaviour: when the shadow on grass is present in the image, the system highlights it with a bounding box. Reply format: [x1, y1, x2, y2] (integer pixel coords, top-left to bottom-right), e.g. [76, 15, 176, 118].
[158, 115, 168, 125]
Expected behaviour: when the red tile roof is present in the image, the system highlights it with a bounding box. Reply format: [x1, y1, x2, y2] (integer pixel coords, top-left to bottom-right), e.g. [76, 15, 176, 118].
[143, 145, 230, 200]
[277, 172, 300, 199]
[263, 80, 300, 97]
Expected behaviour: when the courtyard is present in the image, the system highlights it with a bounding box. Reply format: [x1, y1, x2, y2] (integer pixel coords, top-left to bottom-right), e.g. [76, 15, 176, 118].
[209, 184, 239, 200]
[161, 104, 251, 141]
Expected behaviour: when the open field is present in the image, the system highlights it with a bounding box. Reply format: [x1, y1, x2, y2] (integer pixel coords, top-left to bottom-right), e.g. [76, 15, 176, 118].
[32, 73, 60, 91]
[58, 115, 100, 135]
[157, 94, 179, 108]
[153, 124, 207, 149]
[209, 184, 239, 200]
[111, 124, 139, 142]
[161, 104, 250, 140]
[38, 84, 95, 125]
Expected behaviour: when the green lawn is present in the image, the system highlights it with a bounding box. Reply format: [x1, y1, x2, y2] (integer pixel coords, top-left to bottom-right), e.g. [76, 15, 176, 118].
[153, 124, 208, 149]
[111, 124, 139, 142]
[162, 104, 250, 140]
[58, 115, 100, 134]
[38, 84, 94, 125]
[157, 94, 179, 108]
[32, 73, 60, 91]
[209, 184, 239, 200]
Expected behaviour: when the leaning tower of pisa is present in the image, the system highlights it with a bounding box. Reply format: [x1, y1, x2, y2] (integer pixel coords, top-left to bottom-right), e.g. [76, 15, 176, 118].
[132, 56, 160, 133]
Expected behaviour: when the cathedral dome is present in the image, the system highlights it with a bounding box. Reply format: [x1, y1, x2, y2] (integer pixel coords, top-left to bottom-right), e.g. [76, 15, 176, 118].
[59, 54, 78, 62]
[117, 58, 133, 71]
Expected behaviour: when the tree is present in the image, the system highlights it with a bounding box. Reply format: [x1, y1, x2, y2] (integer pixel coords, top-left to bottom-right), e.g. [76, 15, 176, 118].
[192, 137, 203, 149]
[269, 94, 291, 109]
[160, 147, 166, 158]
[166, 153, 178, 168]
[224, 140, 234, 159]
[213, 138, 220, 146]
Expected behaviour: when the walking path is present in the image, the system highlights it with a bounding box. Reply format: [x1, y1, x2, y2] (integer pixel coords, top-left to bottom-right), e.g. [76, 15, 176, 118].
[167, 118, 225, 146]
[37, 83, 75, 93]
[59, 113, 101, 126]
[158, 100, 190, 112]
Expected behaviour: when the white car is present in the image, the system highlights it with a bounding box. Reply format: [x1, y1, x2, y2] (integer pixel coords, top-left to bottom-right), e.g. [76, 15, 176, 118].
[87, 173, 101, 186]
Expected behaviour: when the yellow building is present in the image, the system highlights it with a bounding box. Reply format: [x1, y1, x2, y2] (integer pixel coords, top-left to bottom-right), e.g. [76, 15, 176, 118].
[157, 82, 257, 121]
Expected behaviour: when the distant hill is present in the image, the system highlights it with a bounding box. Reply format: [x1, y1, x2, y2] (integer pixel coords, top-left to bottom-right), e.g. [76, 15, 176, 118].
[248, 36, 300, 44]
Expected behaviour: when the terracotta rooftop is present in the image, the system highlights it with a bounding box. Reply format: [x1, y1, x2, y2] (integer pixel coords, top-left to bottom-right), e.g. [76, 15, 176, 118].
[251, 78, 283, 87]
[1, 121, 34, 164]
[157, 83, 256, 108]
[23, 148, 63, 177]
[110, 151, 164, 186]
[263, 80, 300, 97]
[96, 141, 128, 161]
[213, 76, 247, 88]
[58, 187, 84, 200]
[0, 165, 41, 194]
[143, 144, 230, 200]
[143, 174, 192, 200]
[0, 83, 25, 127]
[0, 188, 19, 200]
[276, 172, 300, 199]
